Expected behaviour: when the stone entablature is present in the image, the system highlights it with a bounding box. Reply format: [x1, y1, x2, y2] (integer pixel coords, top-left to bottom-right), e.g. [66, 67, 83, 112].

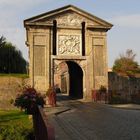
[24, 5, 113, 100]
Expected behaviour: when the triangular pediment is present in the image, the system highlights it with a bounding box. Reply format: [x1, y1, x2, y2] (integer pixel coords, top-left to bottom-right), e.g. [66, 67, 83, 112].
[24, 5, 113, 30]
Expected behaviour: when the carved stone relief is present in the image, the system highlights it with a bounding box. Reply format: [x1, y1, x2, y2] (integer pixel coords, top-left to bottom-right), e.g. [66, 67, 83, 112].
[57, 34, 81, 55]
[45, 11, 98, 27]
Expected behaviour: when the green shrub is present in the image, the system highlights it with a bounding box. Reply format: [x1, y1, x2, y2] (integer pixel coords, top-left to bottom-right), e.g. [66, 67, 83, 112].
[9, 99, 14, 104]
[0, 110, 33, 140]
[99, 85, 107, 94]
[0, 124, 33, 140]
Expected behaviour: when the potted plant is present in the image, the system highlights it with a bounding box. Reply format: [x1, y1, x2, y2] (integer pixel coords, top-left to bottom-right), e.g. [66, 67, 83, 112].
[99, 85, 107, 94]
[46, 86, 56, 107]
[14, 86, 45, 114]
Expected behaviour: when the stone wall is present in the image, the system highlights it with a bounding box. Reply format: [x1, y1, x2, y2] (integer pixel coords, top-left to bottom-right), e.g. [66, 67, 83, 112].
[108, 72, 140, 101]
[0, 76, 29, 109]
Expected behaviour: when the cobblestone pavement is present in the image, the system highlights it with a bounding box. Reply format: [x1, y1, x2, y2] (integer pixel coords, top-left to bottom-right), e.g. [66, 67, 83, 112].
[46, 96, 140, 140]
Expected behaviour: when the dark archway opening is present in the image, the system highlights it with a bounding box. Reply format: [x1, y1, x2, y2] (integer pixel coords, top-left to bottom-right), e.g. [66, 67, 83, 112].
[66, 61, 83, 99]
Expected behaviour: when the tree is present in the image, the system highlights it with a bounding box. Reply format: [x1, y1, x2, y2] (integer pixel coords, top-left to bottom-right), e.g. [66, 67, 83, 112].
[113, 49, 140, 76]
[0, 36, 27, 74]
[0, 36, 6, 48]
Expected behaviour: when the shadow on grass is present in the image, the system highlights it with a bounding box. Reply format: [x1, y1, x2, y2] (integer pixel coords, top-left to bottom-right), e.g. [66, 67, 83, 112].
[0, 110, 27, 123]
[0, 110, 34, 140]
[0, 73, 29, 78]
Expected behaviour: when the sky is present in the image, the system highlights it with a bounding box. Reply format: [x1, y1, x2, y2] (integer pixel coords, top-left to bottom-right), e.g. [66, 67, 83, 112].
[0, 0, 140, 67]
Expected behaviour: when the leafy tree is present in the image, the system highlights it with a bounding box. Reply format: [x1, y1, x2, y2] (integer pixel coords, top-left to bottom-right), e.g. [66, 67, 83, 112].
[113, 49, 140, 76]
[0, 36, 27, 74]
[0, 36, 6, 48]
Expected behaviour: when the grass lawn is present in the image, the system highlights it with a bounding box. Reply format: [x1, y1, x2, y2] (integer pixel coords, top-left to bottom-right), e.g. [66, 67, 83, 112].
[0, 110, 33, 140]
[0, 73, 29, 78]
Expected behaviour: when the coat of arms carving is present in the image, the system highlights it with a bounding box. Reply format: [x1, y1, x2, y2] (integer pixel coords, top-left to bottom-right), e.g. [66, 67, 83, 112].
[57, 34, 81, 55]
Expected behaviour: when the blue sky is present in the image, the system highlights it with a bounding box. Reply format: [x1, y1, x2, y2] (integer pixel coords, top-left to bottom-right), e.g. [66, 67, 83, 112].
[0, 0, 140, 67]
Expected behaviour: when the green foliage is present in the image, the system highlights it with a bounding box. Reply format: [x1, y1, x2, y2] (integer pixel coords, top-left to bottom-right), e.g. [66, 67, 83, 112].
[0, 36, 6, 47]
[9, 98, 14, 104]
[113, 49, 140, 76]
[99, 85, 107, 93]
[0, 110, 33, 140]
[0, 36, 27, 74]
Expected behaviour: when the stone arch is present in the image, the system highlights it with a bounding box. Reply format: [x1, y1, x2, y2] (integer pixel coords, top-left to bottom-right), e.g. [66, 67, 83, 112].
[66, 60, 83, 99]
[53, 60, 84, 99]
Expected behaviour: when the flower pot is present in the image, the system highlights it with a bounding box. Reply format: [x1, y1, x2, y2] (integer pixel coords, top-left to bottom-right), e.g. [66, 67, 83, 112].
[26, 105, 38, 115]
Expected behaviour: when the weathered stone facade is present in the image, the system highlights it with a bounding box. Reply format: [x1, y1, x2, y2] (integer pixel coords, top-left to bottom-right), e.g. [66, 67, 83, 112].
[108, 72, 140, 101]
[24, 5, 112, 100]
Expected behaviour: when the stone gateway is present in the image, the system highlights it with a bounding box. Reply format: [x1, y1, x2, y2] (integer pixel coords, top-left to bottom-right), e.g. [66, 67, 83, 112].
[24, 5, 113, 100]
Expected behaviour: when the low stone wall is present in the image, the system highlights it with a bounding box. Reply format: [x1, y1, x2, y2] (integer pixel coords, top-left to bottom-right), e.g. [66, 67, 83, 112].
[33, 106, 55, 140]
[108, 72, 140, 101]
[0, 76, 29, 109]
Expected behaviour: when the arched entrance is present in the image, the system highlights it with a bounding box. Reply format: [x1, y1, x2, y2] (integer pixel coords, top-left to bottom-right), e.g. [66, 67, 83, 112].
[54, 60, 83, 99]
[24, 5, 112, 101]
[66, 61, 83, 99]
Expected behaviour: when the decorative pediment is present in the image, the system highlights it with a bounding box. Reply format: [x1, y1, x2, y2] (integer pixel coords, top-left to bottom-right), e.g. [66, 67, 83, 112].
[39, 11, 101, 27]
[24, 5, 113, 30]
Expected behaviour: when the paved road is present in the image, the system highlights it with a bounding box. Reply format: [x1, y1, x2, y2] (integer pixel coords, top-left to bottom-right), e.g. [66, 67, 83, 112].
[46, 96, 140, 140]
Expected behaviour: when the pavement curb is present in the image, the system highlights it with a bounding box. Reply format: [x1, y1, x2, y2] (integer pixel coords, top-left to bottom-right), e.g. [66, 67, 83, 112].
[105, 104, 140, 111]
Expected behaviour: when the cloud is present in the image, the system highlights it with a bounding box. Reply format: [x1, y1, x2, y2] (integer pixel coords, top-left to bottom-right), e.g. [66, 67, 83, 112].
[109, 14, 140, 28]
